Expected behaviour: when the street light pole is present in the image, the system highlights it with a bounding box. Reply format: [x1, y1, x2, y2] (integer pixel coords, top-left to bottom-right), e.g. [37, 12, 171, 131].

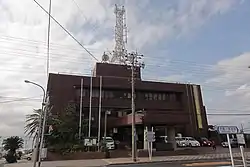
[38, 95, 49, 167]
[24, 80, 46, 167]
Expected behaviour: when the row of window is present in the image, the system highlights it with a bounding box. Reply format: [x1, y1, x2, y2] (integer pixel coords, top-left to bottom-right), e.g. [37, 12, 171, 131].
[144, 93, 181, 101]
[76, 89, 182, 102]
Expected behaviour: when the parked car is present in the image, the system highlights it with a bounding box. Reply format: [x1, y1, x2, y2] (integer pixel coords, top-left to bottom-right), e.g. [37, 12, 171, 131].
[183, 137, 200, 147]
[102, 137, 115, 150]
[22, 153, 32, 161]
[175, 137, 187, 147]
[221, 138, 238, 148]
[197, 137, 212, 147]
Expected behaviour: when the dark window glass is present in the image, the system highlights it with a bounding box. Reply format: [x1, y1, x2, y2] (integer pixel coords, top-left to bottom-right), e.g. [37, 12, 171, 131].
[92, 89, 99, 97]
[165, 94, 170, 101]
[170, 93, 176, 101]
[158, 94, 162, 100]
[153, 94, 157, 100]
[162, 94, 166, 100]
[127, 92, 131, 99]
[108, 91, 114, 98]
[148, 93, 153, 100]
[83, 89, 87, 97]
[123, 92, 127, 98]
[176, 94, 182, 102]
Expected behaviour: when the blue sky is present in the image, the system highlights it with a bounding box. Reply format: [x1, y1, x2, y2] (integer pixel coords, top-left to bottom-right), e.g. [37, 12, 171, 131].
[1, 0, 250, 138]
[168, 1, 250, 63]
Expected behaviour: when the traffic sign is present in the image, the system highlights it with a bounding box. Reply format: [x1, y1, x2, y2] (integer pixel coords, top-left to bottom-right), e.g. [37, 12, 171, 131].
[217, 126, 239, 134]
[236, 134, 245, 145]
[144, 131, 155, 142]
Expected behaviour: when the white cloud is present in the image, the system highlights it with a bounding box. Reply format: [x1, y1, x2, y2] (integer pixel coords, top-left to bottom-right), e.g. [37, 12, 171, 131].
[0, 0, 242, 138]
[204, 52, 250, 129]
[126, 0, 240, 50]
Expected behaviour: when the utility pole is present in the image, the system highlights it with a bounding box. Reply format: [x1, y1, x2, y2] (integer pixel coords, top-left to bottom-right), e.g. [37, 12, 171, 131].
[125, 52, 144, 162]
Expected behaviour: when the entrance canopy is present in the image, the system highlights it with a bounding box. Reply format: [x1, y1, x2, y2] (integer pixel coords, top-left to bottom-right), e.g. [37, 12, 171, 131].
[113, 111, 189, 127]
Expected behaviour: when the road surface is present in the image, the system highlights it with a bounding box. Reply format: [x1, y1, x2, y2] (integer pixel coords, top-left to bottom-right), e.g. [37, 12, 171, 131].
[107, 159, 246, 167]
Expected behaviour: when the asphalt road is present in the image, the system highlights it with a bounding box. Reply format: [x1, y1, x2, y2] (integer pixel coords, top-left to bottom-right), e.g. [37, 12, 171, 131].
[107, 159, 246, 167]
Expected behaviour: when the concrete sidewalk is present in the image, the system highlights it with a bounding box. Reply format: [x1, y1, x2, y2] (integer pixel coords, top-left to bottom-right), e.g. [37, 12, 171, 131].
[3, 159, 108, 167]
[2, 152, 250, 167]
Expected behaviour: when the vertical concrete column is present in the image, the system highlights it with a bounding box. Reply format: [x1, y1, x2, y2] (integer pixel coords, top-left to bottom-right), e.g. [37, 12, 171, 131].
[167, 127, 176, 150]
[143, 126, 148, 150]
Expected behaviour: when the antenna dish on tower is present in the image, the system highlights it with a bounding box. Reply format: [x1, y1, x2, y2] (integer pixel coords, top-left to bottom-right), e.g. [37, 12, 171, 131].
[102, 52, 110, 63]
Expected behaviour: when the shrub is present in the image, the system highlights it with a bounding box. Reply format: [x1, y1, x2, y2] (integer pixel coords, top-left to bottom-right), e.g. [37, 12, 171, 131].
[4, 153, 17, 163]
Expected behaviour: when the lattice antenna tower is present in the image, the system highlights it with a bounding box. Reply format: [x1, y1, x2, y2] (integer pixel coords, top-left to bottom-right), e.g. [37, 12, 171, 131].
[111, 4, 128, 64]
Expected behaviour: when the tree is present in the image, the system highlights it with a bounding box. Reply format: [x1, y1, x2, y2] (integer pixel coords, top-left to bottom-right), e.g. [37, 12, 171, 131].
[3, 136, 24, 163]
[45, 102, 87, 153]
[25, 108, 57, 147]
[25, 109, 42, 143]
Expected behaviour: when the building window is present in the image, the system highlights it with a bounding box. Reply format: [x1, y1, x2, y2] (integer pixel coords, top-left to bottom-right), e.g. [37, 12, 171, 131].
[142, 92, 182, 101]
[83, 89, 87, 97]
[176, 93, 182, 102]
[104, 91, 114, 99]
[169, 93, 176, 101]
[127, 93, 131, 99]
[158, 94, 162, 100]
[76, 88, 88, 97]
[153, 93, 158, 100]
[148, 93, 153, 100]
[162, 94, 166, 100]
[92, 89, 99, 97]
[123, 92, 132, 99]
[165, 94, 170, 101]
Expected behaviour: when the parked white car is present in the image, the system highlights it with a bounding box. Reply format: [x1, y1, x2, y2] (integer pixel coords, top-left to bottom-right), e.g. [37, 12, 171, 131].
[175, 137, 187, 147]
[102, 137, 115, 150]
[160, 136, 187, 147]
[22, 153, 32, 161]
[183, 137, 200, 147]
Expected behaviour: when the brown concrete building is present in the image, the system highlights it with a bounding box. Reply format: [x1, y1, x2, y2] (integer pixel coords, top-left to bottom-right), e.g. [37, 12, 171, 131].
[47, 62, 208, 149]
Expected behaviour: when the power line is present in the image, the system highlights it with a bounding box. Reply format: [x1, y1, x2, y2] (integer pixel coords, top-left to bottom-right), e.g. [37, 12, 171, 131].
[0, 50, 249, 92]
[70, 0, 101, 34]
[0, 65, 246, 93]
[0, 95, 43, 99]
[0, 64, 247, 93]
[0, 35, 101, 53]
[0, 46, 244, 77]
[0, 97, 42, 104]
[0, 46, 95, 63]
[70, 0, 88, 21]
[0, 35, 248, 72]
[0, 36, 248, 73]
[33, 0, 99, 62]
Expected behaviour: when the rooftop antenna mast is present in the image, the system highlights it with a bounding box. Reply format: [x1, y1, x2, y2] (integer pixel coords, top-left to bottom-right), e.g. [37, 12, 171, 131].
[111, 4, 127, 64]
